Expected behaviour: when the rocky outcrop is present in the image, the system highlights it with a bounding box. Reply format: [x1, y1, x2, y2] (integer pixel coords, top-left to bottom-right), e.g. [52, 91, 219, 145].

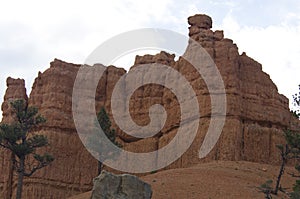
[0, 61, 99, 198]
[188, 14, 212, 30]
[134, 51, 176, 67]
[1, 14, 300, 198]
[1, 77, 28, 123]
[91, 171, 152, 199]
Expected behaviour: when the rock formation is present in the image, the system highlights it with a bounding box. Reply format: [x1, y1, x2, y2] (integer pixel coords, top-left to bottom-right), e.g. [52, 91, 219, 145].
[1, 77, 28, 123]
[91, 171, 152, 199]
[1, 14, 299, 198]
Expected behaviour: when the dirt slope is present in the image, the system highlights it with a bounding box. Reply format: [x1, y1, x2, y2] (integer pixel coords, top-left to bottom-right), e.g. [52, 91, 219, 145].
[69, 161, 297, 199]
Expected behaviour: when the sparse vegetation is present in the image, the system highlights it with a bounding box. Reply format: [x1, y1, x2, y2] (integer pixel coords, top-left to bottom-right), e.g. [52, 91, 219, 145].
[290, 85, 300, 198]
[290, 164, 300, 199]
[291, 110, 300, 119]
[0, 99, 54, 199]
[259, 180, 273, 199]
[273, 131, 300, 195]
[150, 170, 158, 174]
[270, 86, 300, 197]
[292, 85, 300, 118]
[260, 86, 300, 198]
[257, 130, 300, 198]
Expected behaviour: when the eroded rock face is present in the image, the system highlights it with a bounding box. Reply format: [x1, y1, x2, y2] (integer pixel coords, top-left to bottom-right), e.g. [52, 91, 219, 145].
[0, 61, 99, 198]
[91, 171, 152, 199]
[1, 14, 300, 198]
[188, 14, 212, 30]
[134, 51, 176, 67]
[1, 77, 28, 123]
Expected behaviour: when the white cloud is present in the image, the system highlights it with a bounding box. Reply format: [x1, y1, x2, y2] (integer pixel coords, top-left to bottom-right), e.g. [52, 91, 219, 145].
[0, 0, 300, 120]
[0, 0, 178, 120]
[220, 13, 240, 33]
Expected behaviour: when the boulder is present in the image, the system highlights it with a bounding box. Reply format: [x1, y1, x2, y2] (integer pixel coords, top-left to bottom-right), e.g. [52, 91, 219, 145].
[91, 171, 152, 199]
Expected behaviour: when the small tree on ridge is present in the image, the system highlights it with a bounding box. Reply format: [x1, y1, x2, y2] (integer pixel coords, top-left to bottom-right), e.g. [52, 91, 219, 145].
[0, 99, 54, 199]
[88, 107, 121, 175]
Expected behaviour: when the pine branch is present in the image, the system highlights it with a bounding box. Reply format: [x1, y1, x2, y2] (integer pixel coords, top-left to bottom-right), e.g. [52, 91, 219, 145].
[23, 154, 54, 177]
[288, 172, 300, 178]
[0, 143, 10, 149]
[24, 162, 49, 177]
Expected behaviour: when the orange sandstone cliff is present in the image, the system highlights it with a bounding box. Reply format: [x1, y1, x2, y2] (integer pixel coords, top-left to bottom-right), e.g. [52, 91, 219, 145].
[0, 14, 299, 198]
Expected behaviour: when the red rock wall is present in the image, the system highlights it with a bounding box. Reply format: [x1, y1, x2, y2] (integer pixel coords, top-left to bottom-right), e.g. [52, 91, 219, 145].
[1, 14, 299, 198]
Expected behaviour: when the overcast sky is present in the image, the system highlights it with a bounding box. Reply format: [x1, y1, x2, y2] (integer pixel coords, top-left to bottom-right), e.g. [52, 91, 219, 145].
[0, 0, 300, 119]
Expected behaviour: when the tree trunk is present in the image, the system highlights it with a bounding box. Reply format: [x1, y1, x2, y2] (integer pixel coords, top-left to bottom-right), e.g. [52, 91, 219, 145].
[16, 157, 25, 199]
[97, 161, 103, 175]
[274, 154, 286, 195]
[7, 153, 15, 199]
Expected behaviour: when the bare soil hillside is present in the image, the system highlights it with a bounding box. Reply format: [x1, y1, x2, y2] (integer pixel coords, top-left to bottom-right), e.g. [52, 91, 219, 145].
[69, 161, 297, 199]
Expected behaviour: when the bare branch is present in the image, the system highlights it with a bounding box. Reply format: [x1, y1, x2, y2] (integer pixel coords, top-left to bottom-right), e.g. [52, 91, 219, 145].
[24, 162, 51, 177]
[0, 143, 10, 149]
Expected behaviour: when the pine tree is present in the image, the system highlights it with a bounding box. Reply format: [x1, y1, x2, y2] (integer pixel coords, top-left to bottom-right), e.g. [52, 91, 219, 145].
[273, 130, 300, 195]
[290, 84, 300, 197]
[88, 107, 121, 175]
[0, 99, 54, 199]
[290, 165, 300, 199]
[292, 85, 300, 118]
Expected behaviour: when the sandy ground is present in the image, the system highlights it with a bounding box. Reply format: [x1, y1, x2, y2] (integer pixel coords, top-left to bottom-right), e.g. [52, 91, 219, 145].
[69, 161, 297, 199]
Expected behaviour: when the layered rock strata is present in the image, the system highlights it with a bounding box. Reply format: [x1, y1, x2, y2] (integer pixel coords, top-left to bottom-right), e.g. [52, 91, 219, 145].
[1, 14, 299, 198]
